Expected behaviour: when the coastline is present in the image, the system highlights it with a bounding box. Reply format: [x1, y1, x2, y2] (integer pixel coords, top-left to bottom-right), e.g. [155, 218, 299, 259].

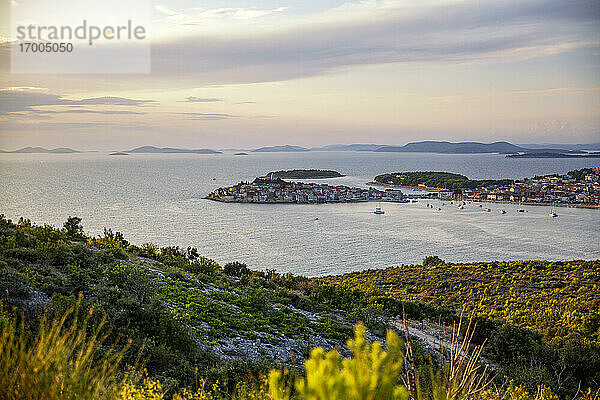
[204, 196, 408, 204]
[365, 182, 599, 209]
[469, 199, 600, 209]
[366, 181, 450, 192]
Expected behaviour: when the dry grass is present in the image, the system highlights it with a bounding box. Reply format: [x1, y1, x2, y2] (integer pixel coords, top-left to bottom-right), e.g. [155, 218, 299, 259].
[0, 297, 128, 400]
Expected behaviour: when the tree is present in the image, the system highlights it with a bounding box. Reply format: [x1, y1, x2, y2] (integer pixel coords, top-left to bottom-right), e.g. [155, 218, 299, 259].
[63, 216, 84, 238]
[223, 262, 251, 277]
[422, 256, 445, 266]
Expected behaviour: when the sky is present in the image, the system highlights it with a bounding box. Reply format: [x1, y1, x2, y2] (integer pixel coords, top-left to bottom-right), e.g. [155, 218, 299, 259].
[0, 0, 599, 150]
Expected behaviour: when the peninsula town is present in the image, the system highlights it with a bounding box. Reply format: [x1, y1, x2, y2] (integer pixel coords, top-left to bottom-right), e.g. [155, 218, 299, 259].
[205, 177, 408, 203]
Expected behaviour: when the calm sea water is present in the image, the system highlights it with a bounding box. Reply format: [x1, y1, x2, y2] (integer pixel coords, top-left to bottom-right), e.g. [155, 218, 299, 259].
[1, 151, 599, 276]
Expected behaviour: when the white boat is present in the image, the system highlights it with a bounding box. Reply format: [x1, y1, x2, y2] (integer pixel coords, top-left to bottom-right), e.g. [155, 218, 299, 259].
[436, 207, 442, 211]
[484, 208, 491, 212]
[499, 209, 506, 214]
[477, 204, 482, 208]
[374, 206, 385, 215]
[457, 205, 464, 210]
[549, 203, 558, 217]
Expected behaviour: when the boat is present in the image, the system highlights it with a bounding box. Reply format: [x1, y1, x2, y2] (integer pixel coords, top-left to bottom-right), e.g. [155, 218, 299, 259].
[499, 209, 506, 214]
[484, 208, 491, 212]
[477, 204, 482, 208]
[549, 203, 558, 217]
[516, 199, 525, 212]
[374, 206, 385, 215]
[436, 207, 442, 211]
[457, 205, 464, 210]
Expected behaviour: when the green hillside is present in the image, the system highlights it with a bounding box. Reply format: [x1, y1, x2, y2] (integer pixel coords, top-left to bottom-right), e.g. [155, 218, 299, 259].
[0, 215, 598, 398]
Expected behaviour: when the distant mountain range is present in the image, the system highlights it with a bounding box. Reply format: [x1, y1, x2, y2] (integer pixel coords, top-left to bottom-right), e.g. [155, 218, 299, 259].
[4, 141, 599, 155]
[250, 141, 599, 154]
[0, 147, 81, 154]
[124, 146, 221, 154]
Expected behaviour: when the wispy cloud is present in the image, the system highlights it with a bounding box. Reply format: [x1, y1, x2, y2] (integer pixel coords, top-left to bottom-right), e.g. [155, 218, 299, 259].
[0, 88, 157, 115]
[511, 87, 600, 96]
[149, 0, 600, 84]
[174, 112, 236, 120]
[180, 96, 222, 103]
[31, 109, 147, 115]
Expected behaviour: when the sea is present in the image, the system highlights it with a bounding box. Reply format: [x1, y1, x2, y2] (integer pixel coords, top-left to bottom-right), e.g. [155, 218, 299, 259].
[1, 151, 599, 277]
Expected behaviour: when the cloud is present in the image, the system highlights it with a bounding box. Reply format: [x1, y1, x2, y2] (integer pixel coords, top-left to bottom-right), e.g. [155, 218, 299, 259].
[0, 121, 114, 131]
[149, 0, 600, 84]
[0, 88, 157, 115]
[1, 0, 597, 90]
[174, 112, 236, 120]
[32, 109, 147, 115]
[155, 5, 288, 23]
[69, 97, 156, 106]
[181, 96, 222, 103]
[512, 87, 600, 96]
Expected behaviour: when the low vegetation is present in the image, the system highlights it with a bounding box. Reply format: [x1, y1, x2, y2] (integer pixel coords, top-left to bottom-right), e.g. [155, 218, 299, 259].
[264, 170, 344, 179]
[0, 214, 598, 398]
[374, 172, 514, 190]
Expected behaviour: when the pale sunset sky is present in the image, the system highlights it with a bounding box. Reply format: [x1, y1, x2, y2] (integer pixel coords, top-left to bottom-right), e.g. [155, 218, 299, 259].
[0, 0, 599, 150]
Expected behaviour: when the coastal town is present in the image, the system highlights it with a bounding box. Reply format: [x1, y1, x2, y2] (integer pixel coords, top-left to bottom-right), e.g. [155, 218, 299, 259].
[206, 177, 408, 204]
[412, 167, 600, 207]
[206, 168, 600, 207]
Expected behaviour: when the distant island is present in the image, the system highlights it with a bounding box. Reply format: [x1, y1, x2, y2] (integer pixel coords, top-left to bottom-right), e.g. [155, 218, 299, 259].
[125, 146, 221, 154]
[0, 146, 80, 154]
[264, 169, 344, 179]
[372, 171, 513, 190]
[234, 152, 248, 156]
[517, 142, 600, 151]
[252, 145, 310, 152]
[109, 152, 129, 156]
[246, 141, 600, 155]
[506, 152, 600, 158]
[373, 141, 526, 154]
[311, 144, 383, 151]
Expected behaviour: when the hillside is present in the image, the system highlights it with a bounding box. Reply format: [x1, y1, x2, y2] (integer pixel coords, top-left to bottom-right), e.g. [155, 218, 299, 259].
[319, 259, 600, 347]
[374, 171, 514, 190]
[0, 215, 598, 397]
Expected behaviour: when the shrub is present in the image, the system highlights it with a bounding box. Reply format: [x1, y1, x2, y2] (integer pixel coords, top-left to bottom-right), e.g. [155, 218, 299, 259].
[0, 298, 127, 400]
[223, 262, 251, 277]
